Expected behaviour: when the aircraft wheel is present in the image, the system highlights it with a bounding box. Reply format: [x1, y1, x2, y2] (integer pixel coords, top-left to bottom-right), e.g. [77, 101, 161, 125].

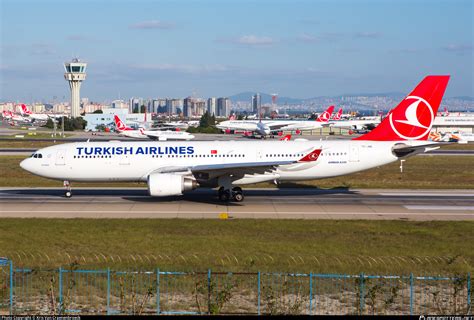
[219, 190, 231, 202]
[65, 191, 72, 198]
[233, 192, 244, 202]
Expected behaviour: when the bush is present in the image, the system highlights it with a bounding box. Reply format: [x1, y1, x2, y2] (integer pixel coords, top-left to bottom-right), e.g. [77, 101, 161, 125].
[43, 117, 88, 131]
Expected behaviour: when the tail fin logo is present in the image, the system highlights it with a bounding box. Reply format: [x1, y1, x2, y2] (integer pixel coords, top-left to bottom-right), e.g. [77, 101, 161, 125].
[21, 104, 32, 115]
[114, 115, 127, 131]
[389, 96, 434, 140]
[318, 111, 330, 122]
[333, 108, 342, 120]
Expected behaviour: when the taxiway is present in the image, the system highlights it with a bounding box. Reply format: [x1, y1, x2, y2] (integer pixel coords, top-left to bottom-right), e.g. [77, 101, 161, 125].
[0, 188, 472, 221]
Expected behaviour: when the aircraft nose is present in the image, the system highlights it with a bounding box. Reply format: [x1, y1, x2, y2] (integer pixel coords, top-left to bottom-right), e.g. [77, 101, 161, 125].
[20, 158, 33, 173]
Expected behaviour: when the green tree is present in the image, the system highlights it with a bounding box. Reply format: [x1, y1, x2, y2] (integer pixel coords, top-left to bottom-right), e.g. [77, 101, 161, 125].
[199, 111, 211, 128]
[43, 118, 54, 129]
[93, 109, 103, 114]
[140, 105, 146, 113]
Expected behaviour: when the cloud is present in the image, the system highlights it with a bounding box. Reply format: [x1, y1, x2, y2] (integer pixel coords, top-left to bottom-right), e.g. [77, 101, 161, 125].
[442, 44, 472, 54]
[296, 32, 343, 43]
[67, 35, 88, 41]
[29, 43, 56, 56]
[130, 20, 175, 30]
[217, 35, 276, 46]
[296, 33, 318, 43]
[354, 31, 382, 39]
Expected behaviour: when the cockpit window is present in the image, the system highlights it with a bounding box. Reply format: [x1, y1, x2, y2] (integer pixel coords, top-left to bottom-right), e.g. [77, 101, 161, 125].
[31, 153, 43, 158]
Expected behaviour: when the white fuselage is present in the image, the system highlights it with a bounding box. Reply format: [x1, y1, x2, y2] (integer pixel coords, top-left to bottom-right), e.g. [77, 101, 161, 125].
[119, 130, 194, 140]
[20, 140, 410, 184]
[327, 119, 381, 129]
[217, 119, 325, 132]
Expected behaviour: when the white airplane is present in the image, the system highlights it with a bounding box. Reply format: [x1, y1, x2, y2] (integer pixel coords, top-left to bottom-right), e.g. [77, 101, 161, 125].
[216, 105, 335, 136]
[429, 131, 474, 143]
[2, 111, 13, 120]
[4, 109, 31, 123]
[326, 108, 381, 131]
[19, 104, 49, 121]
[157, 121, 190, 130]
[21, 75, 449, 202]
[114, 115, 194, 141]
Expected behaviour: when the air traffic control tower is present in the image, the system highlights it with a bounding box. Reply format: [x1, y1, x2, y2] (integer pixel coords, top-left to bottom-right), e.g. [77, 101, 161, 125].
[64, 58, 87, 118]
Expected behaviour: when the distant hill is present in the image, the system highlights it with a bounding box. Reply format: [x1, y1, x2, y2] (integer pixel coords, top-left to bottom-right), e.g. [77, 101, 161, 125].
[229, 92, 474, 111]
[450, 96, 474, 101]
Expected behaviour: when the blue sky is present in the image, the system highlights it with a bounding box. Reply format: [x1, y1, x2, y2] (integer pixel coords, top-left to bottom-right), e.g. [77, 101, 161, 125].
[1, 0, 472, 102]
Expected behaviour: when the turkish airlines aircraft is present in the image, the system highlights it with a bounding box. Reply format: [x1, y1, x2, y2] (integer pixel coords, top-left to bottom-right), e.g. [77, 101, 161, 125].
[21, 76, 449, 201]
[19, 104, 49, 121]
[114, 115, 194, 141]
[332, 108, 343, 120]
[216, 105, 335, 136]
[326, 107, 381, 131]
[4, 110, 31, 123]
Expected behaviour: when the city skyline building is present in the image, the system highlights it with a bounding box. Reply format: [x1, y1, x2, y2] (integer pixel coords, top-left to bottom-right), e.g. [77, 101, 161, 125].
[64, 58, 87, 118]
[207, 97, 217, 116]
[217, 97, 231, 117]
[252, 93, 261, 115]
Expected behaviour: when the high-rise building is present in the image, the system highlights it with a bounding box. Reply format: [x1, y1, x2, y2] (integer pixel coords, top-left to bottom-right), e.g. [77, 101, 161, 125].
[207, 97, 217, 116]
[165, 99, 183, 115]
[64, 58, 87, 118]
[183, 97, 193, 117]
[129, 97, 143, 113]
[150, 99, 167, 113]
[252, 93, 261, 114]
[217, 97, 231, 117]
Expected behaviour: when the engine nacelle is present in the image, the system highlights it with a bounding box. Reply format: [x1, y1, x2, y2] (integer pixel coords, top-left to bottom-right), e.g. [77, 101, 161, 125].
[147, 173, 197, 197]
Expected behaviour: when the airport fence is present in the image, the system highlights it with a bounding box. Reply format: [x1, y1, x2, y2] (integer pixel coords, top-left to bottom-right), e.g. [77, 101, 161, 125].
[0, 259, 471, 315]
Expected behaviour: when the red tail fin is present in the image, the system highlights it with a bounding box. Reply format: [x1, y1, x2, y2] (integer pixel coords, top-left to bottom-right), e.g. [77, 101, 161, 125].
[354, 75, 449, 141]
[316, 105, 335, 123]
[21, 104, 32, 115]
[114, 115, 130, 131]
[332, 108, 343, 120]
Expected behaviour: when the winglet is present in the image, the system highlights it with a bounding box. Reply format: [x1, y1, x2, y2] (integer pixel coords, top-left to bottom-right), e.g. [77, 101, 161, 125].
[280, 134, 292, 141]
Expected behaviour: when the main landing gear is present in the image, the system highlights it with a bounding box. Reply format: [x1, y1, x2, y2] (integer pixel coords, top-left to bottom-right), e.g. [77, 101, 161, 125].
[63, 180, 72, 198]
[218, 186, 244, 202]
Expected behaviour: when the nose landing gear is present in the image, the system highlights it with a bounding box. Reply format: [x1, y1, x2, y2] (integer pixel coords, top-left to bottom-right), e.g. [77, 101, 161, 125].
[63, 180, 72, 198]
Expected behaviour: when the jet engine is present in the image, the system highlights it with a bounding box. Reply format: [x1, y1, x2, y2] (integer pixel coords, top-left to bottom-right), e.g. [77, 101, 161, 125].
[147, 173, 198, 197]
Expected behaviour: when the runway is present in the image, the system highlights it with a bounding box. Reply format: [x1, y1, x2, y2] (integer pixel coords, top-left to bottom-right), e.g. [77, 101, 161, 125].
[0, 188, 472, 221]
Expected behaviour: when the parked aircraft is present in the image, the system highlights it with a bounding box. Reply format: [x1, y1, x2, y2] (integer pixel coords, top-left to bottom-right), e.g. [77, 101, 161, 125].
[20, 76, 449, 201]
[19, 104, 49, 121]
[216, 105, 335, 137]
[114, 115, 194, 141]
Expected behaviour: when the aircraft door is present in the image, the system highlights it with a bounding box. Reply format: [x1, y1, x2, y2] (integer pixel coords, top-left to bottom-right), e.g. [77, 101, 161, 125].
[55, 149, 66, 166]
[349, 145, 359, 162]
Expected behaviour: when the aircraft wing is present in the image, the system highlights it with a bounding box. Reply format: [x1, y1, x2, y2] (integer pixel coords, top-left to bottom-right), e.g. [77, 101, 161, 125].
[147, 147, 322, 180]
[150, 160, 294, 178]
